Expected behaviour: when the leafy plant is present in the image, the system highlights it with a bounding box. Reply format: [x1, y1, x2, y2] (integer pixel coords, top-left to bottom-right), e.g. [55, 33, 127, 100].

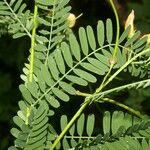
[0, 0, 150, 149]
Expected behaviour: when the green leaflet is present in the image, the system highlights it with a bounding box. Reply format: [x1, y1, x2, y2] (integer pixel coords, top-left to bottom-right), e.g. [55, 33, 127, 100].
[77, 114, 85, 137]
[59, 81, 76, 95]
[32, 117, 48, 131]
[73, 68, 97, 83]
[87, 25, 96, 50]
[81, 62, 105, 75]
[53, 14, 68, 26]
[52, 87, 69, 102]
[131, 36, 147, 50]
[119, 25, 131, 43]
[54, 6, 71, 19]
[62, 138, 70, 150]
[95, 53, 109, 66]
[87, 57, 109, 72]
[111, 111, 124, 134]
[37, 16, 51, 26]
[26, 80, 38, 98]
[36, 70, 46, 92]
[52, 23, 68, 35]
[18, 101, 28, 115]
[40, 65, 54, 86]
[116, 47, 127, 67]
[13, 0, 22, 12]
[54, 49, 66, 74]
[86, 114, 95, 136]
[102, 49, 112, 59]
[35, 0, 59, 6]
[30, 124, 48, 137]
[35, 52, 45, 60]
[48, 55, 59, 80]
[13, 116, 24, 128]
[61, 115, 68, 131]
[124, 31, 141, 47]
[69, 33, 81, 61]
[17, 3, 26, 15]
[15, 139, 26, 148]
[70, 139, 77, 148]
[56, 0, 70, 11]
[103, 111, 111, 134]
[61, 42, 73, 68]
[19, 84, 35, 104]
[97, 20, 105, 47]
[13, 33, 26, 38]
[79, 27, 89, 55]
[65, 75, 88, 86]
[69, 123, 75, 136]
[106, 19, 113, 44]
[45, 95, 60, 108]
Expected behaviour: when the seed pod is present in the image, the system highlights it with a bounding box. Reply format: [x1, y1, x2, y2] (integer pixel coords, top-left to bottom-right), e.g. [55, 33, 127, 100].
[67, 13, 76, 28]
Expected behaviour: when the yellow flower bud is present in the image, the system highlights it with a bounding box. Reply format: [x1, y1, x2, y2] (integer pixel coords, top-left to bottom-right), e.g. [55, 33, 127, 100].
[141, 34, 150, 44]
[67, 13, 76, 28]
[125, 10, 135, 38]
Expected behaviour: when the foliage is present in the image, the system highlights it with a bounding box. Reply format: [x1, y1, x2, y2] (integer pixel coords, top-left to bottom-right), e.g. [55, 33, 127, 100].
[0, 0, 150, 149]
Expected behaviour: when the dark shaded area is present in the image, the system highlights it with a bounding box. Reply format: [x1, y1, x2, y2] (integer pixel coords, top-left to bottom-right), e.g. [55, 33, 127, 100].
[0, 0, 150, 149]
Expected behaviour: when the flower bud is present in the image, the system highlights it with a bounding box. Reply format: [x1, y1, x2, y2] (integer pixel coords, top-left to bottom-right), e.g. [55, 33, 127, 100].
[141, 34, 150, 44]
[125, 10, 135, 38]
[67, 13, 76, 28]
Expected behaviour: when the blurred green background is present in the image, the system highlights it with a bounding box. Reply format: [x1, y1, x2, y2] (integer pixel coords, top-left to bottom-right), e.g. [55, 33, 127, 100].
[0, 0, 150, 149]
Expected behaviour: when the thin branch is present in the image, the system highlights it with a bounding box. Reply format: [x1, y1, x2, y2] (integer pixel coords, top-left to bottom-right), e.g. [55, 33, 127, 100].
[94, 78, 150, 100]
[109, 0, 120, 59]
[95, 0, 120, 93]
[28, 4, 38, 82]
[45, 0, 56, 65]
[50, 98, 91, 150]
[97, 97, 143, 118]
[103, 48, 150, 87]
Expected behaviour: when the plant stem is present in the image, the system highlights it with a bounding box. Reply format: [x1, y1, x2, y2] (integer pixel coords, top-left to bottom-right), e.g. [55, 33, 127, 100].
[76, 91, 92, 97]
[109, 0, 120, 59]
[96, 0, 120, 93]
[50, 98, 90, 150]
[95, 64, 113, 93]
[45, 0, 56, 65]
[99, 98, 143, 118]
[94, 78, 150, 99]
[103, 48, 150, 88]
[29, 4, 38, 82]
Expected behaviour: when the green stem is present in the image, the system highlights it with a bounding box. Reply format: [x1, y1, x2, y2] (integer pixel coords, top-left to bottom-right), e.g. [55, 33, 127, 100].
[96, 64, 113, 93]
[50, 98, 90, 150]
[103, 48, 150, 88]
[109, 0, 120, 59]
[76, 91, 92, 97]
[45, 0, 56, 65]
[95, 0, 120, 93]
[99, 98, 143, 118]
[29, 4, 38, 82]
[94, 78, 150, 99]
